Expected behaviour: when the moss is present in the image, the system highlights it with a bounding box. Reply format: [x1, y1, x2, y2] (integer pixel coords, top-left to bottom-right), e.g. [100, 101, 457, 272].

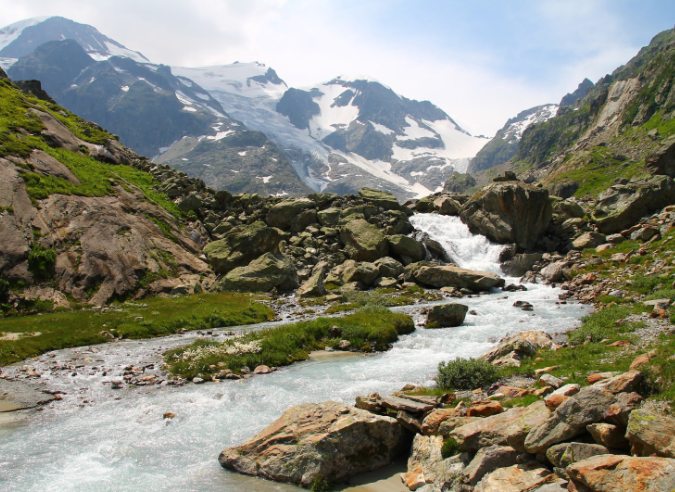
[441, 437, 461, 459]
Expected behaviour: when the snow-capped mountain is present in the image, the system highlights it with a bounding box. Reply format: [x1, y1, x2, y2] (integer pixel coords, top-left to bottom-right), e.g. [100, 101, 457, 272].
[171, 64, 489, 199]
[0, 16, 147, 69]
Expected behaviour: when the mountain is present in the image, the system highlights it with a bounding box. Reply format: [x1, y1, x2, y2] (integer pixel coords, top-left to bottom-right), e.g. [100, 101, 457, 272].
[559, 78, 594, 107]
[0, 16, 147, 66]
[513, 28, 675, 198]
[172, 66, 489, 199]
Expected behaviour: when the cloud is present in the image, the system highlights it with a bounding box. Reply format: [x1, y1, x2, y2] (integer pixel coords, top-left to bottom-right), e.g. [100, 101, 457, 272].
[0, 0, 671, 135]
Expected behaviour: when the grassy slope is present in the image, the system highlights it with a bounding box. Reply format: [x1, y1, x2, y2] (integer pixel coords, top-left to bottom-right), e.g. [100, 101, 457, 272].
[0, 292, 274, 366]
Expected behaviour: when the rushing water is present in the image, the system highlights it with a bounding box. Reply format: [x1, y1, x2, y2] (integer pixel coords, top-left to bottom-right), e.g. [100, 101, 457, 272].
[1, 214, 590, 492]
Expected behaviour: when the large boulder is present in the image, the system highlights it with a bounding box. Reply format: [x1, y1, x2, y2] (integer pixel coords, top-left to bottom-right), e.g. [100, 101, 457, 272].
[501, 253, 542, 277]
[645, 134, 675, 178]
[626, 409, 675, 458]
[592, 175, 675, 234]
[358, 187, 402, 211]
[341, 260, 379, 286]
[450, 401, 550, 453]
[218, 401, 408, 487]
[461, 445, 520, 486]
[426, 303, 469, 328]
[340, 218, 389, 262]
[546, 442, 610, 470]
[296, 262, 327, 297]
[217, 253, 298, 292]
[473, 462, 554, 492]
[387, 234, 426, 263]
[407, 263, 505, 291]
[266, 198, 317, 231]
[567, 455, 675, 492]
[203, 221, 286, 274]
[401, 434, 467, 491]
[479, 331, 553, 367]
[373, 256, 404, 278]
[459, 182, 553, 250]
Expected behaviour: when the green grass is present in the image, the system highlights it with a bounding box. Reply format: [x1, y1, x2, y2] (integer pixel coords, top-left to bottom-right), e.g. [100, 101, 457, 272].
[0, 292, 274, 366]
[323, 286, 442, 314]
[435, 357, 499, 391]
[164, 307, 414, 379]
[441, 437, 461, 459]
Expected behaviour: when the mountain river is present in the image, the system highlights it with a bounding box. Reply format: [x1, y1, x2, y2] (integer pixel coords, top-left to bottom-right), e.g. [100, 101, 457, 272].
[0, 214, 590, 491]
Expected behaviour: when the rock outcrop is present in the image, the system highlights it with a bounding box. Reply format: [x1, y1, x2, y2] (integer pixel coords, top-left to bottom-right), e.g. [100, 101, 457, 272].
[460, 181, 553, 251]
[425, 303, 469, 328]
[406, 263, 505, 291]
[218, 401, 409, 487]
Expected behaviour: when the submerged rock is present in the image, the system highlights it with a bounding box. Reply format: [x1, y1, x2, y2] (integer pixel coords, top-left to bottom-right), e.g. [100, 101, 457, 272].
[218, 401, 408, 487]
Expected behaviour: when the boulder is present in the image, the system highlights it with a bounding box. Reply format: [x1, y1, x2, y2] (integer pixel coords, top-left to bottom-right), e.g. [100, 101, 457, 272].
[501, 253, 543, 277]
[218, 401, 408, 487]
[540, 261, 568, 283]
[460, 182, 553, 250]
[408, 263, 505, 291]
[546, 442, 611, 470]
[425, 303, 469, 328]
[604, 392, 643, 427]
[373, 256, 404, 278]
[177, 192, 203, 212]
[402, 434, 467, 491]
[474, 462, 554, 492]
[266, 198, 317, 231]
[387, 234, 426, 263]
[592, 176, 675, 234]
[296, 263, 327, 297]
[421, 408, 465, 435]
[358, 187, 402, 211]
[450, 401, 550, 453]
[567, 455, 675, 492]
[340, 218, 389, 262]
[587, 423, 630, 449]
[479, 331, 553, 367]
[645, 134, 675, 178]
[571, 232, 607, 250]
[626, 409, 675, 458]
[341, 260, 379, 286]
[435, 195, 462, 216]
[217, 253, 298, 292]
[466, 401, 504, 418]
[462, 445, 520, 486]
[554, 199, 586, 219]
[317, 207, 341, 226]
[438, 417, 482, 436]
[524, 379, 636, 453]
[203, 221, 286, 273]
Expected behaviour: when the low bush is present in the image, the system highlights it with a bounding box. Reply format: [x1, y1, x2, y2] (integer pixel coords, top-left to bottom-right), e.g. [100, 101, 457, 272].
[435, 357, 498, 391]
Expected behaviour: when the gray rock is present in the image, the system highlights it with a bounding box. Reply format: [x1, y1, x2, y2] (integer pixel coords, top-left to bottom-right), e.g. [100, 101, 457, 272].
[217, 253, 298, 292]
[546, 442, 610, 469]
[462, 445, 520, 486]
[425, 303, 469, 328]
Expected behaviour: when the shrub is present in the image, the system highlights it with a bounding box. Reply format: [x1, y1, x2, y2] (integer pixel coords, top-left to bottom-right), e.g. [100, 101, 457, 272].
[310, 476, 332, 492]
[441, 437, 461, 459]
[27, 244, 57, 279]
[435, 357, 498, 391]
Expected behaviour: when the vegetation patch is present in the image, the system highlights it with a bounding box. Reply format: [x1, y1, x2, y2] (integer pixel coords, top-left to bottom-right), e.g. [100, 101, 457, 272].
[27, 243, 57, 279]
[0, 292, 273, 366]
[164, 307, 414, 380]
[435, 357, 499, 391]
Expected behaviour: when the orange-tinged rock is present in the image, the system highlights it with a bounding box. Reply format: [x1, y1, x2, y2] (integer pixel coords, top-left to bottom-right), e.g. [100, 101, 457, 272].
[534, 365, 561, 376]
[401, 466, 428, 491]
[467, 401, 504, 418]
[421, 408, 464, 435]
[630, 350, 657, 370]
[608, 340, 631, 347]
[544, 394, 569, 411]
[498, 385, 532, 398]
[567, 455, 675, 492]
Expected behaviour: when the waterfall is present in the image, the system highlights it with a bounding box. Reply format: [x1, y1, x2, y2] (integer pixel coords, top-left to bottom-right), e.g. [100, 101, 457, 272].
[409, 214, 505, 274]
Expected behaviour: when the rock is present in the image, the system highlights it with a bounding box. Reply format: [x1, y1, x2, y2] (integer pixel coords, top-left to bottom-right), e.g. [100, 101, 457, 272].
[317, 207, 341, 227]
[373, 257, 404, 278]
[192, 377, 204, 384]
[358, 187, 402, 211]
[587, 372, 616, 385]
[524, 383, 627, 453]
[546, 442, 610, 470]
[397, 410, 423, 433]
[544, 384, 580, 409]
[480, 331, 553, 367]
[408, 263, 505, 291]
[593, 370, 643, 394]
[387, 234, 426, 263]
[467, 401, 504, 418]
[340, 218, 389, 262]
[253, 365, 272, 374]
[163, 412, 176, 419]
[572, 232, 607, 250]
[567, 455, 675, 492]
[645, 134, 675, 178]
[266, 198, 317, 231]
[177, 192, 203, 212]
[540, 261, 567, 282]
[539, 374, 564, 389]
[474, 462, 554, 492]
[337, 340, 351, 350]
[501, 253, 542, 277]
[631, 225, 660, 242]
[604, 392, 643, 427]
[341, 260, 379, 286]
[592, 175, 675, 234]
[626, 409, 675, 458]
[217, 253, 299, 292]
[629, 350, 657, 370]
[533, 481, 569, 492]
[204, 221, 286, 274]
[402, 434, 467, 491]
[421, 408, 464, 435]
[462, 445, 520, 486]
[425, 303, 469, 328]
[460, 182, 553, 250]
[554, 199, 586, 219]
[373, 276, 398, 288]
[380, 394, 436, 415]
[587, 423, 630, 449]
[218, 401, 408, 487]
[297, 262, 327, 297]
[435, 196, 462, 216]
[544, 394, 570, 412]
[438, 417, 482, 436]
[451, 401, 550, 453]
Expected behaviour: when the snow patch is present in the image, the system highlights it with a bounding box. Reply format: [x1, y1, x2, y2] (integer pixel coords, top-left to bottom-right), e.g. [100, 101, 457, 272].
[397, 117, 436, 140]
[206, 130, 234, 141]
[238, 151, 247, 156]
[371, 122, 394, 135]
[120, 86, 129, 92]
[182, 106, 197, 112]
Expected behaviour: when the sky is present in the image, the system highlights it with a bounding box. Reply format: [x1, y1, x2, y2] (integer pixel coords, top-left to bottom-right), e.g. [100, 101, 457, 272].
[1, 0, 674, 136]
